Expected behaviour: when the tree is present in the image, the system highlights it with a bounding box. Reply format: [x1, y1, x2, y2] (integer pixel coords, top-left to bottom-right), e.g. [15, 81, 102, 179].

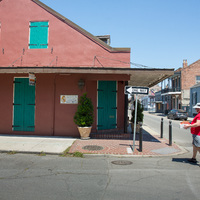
[131, 100, 144, 124]
[74, 93, 94, 127]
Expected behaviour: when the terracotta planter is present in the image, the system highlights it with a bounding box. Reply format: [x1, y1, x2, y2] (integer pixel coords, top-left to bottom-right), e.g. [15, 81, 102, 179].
[77, 126, 92, 139]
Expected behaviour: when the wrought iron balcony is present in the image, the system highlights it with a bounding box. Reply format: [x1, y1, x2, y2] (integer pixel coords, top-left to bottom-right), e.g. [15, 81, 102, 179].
[161, 87, 181, 94]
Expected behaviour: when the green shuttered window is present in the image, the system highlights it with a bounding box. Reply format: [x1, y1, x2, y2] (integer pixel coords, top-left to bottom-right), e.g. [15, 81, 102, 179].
[29, 21, 49, 49]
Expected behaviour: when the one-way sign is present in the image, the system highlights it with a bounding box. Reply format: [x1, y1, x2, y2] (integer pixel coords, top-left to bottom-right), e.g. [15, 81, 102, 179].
[124, 86, 149, 95]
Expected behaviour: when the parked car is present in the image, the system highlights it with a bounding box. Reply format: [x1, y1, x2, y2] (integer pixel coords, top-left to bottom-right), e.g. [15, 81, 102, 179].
[167, 109, 188, 120]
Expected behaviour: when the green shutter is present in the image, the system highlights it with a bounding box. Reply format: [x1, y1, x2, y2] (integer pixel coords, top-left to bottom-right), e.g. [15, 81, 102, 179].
[97, 81, 117, 130]
[13, 78, 35, 132]
[13, 79, 24, 131]
[29, 21, 49, 49]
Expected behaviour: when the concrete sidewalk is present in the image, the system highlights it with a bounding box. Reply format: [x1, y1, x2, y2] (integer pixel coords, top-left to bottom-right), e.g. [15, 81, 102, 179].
[0, 124, 187, 157]
[0, 135, 76, 155]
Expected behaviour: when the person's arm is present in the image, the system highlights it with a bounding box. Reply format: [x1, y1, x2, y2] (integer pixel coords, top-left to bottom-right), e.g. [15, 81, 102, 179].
[184, 120, 200, 129]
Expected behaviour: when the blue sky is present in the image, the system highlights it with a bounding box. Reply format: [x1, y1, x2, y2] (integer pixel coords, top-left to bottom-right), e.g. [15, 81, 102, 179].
[40, 0, 200, 70]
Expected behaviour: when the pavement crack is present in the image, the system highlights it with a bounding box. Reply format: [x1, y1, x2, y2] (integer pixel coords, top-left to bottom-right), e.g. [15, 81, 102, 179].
[0, 170, 107, 180]
[101, 158, 111, 200]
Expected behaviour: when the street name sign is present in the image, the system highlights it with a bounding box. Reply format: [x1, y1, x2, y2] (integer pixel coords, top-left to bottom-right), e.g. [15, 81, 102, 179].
[124, 86, 149, 95]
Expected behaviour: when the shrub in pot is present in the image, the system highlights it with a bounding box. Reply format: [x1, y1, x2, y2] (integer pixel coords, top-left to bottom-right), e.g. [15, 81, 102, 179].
[74, 93, 94, 139]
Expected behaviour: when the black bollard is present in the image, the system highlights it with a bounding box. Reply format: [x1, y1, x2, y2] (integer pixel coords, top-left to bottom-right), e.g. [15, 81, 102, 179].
[160, 118, 163, 138]
[169, 120, 172, 146]
[139, 122, 143, 152]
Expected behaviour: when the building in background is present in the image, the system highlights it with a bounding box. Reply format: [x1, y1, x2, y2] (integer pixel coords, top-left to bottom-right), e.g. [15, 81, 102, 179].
[160, 59, 200, 114]
[181, 59, 200, 112]
[155, 91, 162, 113]
[141, 85, 161, 112]
[161, 68, 181, 114]
[190, 83, 200, 117]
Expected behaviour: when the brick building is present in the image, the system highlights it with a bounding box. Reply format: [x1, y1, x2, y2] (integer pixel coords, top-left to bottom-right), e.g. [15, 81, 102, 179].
[160, 59, 200, 114]
[181, 59, 200, 110]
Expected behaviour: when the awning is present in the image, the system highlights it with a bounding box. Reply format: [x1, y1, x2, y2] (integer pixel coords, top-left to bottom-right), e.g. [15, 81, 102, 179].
[128, 68, 174, 87]
[0, 67, 174, 87]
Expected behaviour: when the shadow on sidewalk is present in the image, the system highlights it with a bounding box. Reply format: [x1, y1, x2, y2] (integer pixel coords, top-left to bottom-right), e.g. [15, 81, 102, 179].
[135, 128, 161, 143]
[90, 127, 161, 144]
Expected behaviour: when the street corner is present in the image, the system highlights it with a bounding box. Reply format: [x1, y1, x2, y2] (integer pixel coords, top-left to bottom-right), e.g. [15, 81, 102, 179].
[68, 136, 186, 157]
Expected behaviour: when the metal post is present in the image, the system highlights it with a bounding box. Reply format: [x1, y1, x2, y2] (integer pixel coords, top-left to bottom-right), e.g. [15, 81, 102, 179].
[160, 118, 163, 138]
[133, 94, 138, 151]
[169, 120, 172, 146]
[124, 81, 128, 133]
[139, 122, 143, 152]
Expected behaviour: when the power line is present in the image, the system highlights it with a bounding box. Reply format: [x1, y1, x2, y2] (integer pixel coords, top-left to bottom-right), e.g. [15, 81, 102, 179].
[95, 55, 149, 68]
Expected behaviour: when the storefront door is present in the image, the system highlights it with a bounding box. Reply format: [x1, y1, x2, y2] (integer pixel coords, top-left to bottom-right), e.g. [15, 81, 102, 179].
[13, 78, 35, 132]
[97, 81, 117, 130]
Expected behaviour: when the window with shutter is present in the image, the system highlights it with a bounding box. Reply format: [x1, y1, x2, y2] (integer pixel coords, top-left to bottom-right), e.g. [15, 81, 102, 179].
[29, 21, 49, 49]
[196, 76, 200, 84]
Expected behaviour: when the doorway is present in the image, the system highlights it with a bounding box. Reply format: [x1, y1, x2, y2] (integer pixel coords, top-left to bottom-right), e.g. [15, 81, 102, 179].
[97, 81, 117, 130]
[13, 78, 35, 132]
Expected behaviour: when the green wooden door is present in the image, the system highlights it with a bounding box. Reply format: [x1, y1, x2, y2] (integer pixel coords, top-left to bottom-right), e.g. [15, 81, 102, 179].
[97, 81, 117, 130]
[13, 78, 35, 132]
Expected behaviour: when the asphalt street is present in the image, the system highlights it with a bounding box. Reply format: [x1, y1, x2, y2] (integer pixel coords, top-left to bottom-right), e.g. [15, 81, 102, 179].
[144, 112, 193, 151]
[0, 153, 199, 200]
[0, 112, 198, 200]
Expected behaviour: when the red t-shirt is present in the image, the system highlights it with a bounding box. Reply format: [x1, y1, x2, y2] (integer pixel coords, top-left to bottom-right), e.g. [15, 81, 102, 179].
[191, 112, 200, 135]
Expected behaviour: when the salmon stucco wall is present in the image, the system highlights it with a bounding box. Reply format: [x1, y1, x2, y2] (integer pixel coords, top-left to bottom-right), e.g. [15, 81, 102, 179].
[0, 0, 130, 68]
[0, 73, 128, 136]
[0, 74, 14, 134]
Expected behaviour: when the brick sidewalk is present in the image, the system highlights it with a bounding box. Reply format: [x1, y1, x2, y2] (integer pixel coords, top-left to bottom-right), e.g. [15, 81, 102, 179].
[69, 131, 184, 156]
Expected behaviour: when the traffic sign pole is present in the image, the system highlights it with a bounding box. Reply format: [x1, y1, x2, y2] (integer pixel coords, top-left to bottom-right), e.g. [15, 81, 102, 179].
[124, 86, 149, 152]
[133, 94, 138, 152]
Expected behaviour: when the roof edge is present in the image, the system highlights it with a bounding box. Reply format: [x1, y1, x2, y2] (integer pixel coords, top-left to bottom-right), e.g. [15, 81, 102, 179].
[32, 0, 130, 53]
[0, 66, 175, 71]
[188, 59, 200, 68]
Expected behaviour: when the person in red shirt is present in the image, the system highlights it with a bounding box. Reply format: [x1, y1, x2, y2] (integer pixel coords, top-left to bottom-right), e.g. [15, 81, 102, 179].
[184, 103, 200, 163]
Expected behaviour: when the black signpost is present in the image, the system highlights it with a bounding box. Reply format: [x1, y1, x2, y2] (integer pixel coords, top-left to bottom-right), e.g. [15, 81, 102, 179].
[125, 86, 149, 151]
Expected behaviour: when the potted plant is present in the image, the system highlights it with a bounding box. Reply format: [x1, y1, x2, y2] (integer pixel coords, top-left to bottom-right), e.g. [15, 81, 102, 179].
[131, 100, 144, 133]
[74, 93, 94, 139]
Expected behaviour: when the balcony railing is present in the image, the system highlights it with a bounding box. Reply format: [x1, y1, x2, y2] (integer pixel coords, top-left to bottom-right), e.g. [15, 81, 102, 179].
[161, 87, 181, 94]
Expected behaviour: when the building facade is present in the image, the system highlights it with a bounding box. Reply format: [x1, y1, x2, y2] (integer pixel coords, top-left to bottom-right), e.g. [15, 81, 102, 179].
[160, 59, 200, 114]
[0, 0, 174, 137]
[140, 85, 161, 112]
[190, 83, 200, 117]
[181, 59, 200, 112]
[0, 0, 131, 137]
[155, 91, 162, 113]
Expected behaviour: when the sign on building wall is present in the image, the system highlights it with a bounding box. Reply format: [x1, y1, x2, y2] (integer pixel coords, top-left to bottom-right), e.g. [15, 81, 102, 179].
[29, 72, 36, 86]
[60, 95, 78, 104]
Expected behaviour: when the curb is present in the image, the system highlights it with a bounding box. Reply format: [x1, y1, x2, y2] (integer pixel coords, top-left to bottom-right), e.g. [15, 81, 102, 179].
[0, 150, 62, 156]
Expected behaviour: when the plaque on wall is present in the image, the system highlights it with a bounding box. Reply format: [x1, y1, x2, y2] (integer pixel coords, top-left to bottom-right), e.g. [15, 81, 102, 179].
[60, 95, 78, 104]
